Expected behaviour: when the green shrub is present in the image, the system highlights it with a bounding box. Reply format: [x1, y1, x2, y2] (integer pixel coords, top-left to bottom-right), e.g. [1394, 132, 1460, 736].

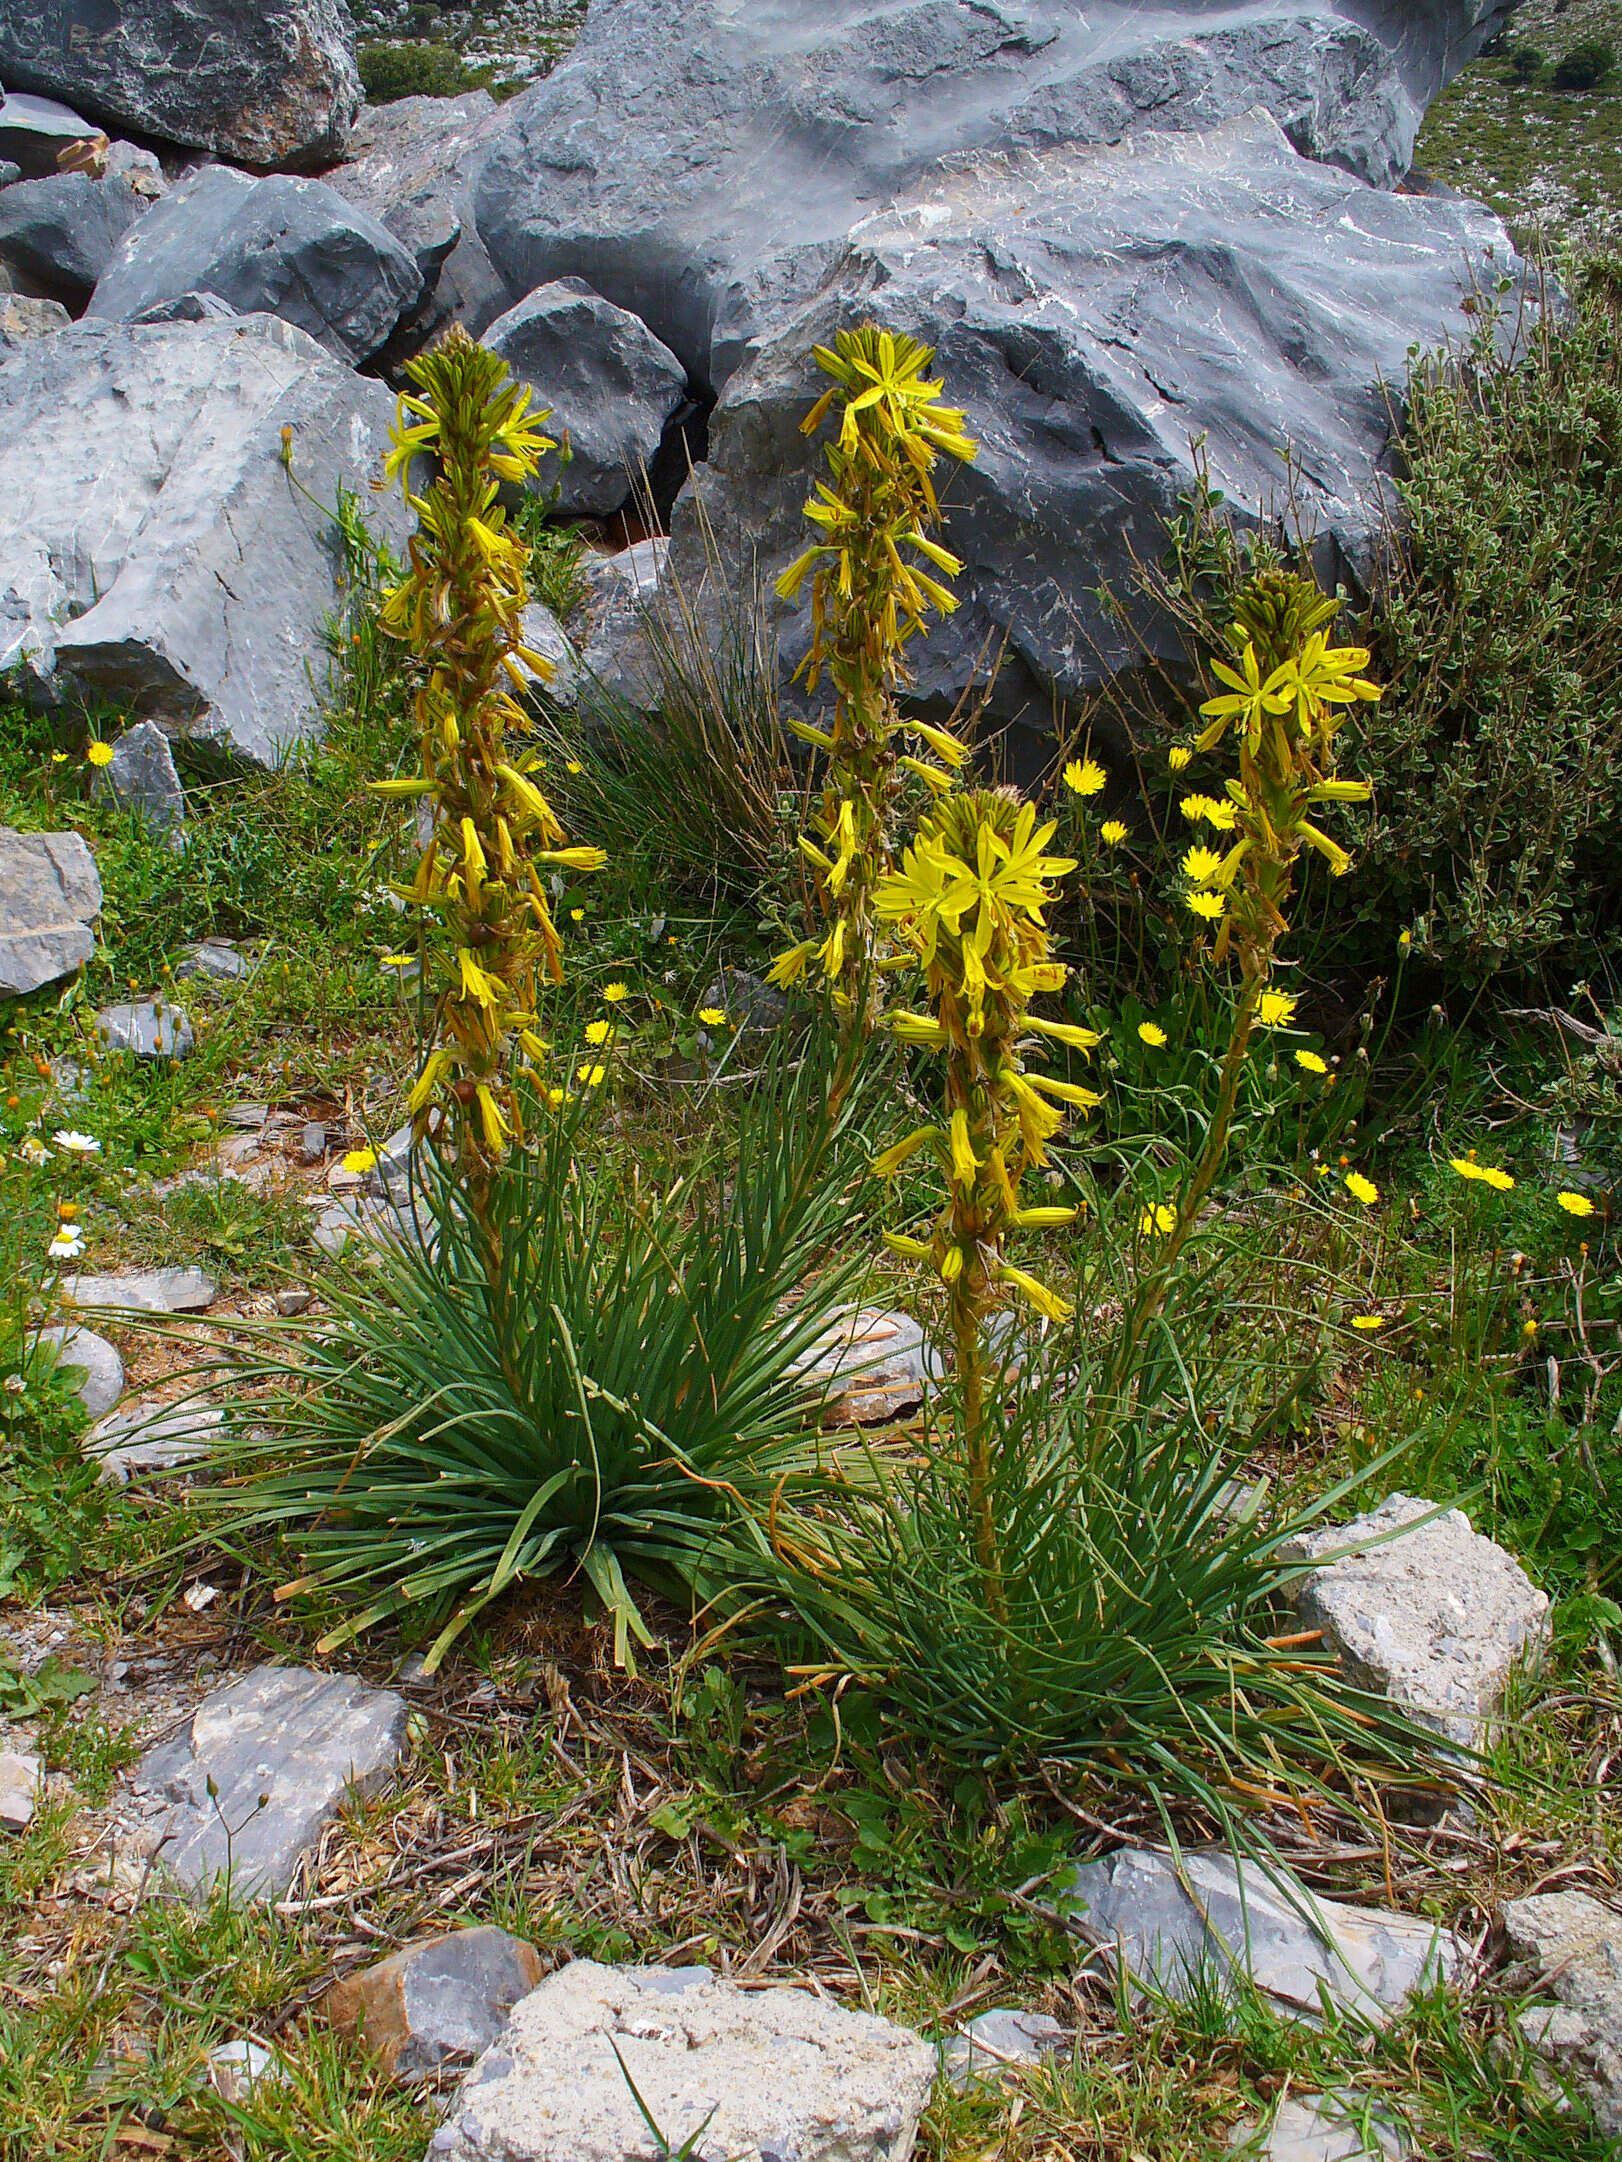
[356, 39, 483, 104]
[1338, 266, 1622, 992]
[1509, 44, 1545, 86]
[1551, 39, 1616, 93]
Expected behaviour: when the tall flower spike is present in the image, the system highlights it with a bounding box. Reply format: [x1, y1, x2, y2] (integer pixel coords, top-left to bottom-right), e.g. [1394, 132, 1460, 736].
[874, 786, 1083, 1615]
[375, 326, 604, 1180]
[770, 325, 978, 1030]
[1112, 568, 1381, 1384]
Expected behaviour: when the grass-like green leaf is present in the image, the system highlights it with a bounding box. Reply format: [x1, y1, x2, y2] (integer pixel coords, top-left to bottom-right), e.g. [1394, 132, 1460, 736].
[202, 1043, 880, 1668]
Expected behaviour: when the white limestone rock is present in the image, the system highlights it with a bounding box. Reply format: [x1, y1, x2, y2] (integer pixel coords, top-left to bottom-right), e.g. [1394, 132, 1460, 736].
[430, 1961, 936, 2162]
[1281, 1493, 1549, 1745]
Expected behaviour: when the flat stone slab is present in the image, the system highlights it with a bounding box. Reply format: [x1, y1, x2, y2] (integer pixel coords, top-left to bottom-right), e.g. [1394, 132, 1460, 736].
[1501, 1891, 1622, 2137]
[1281, 1493, 1549, 1746]
[1230, 2093, 1407, 2160]
[87, 1396, 220, 1485]
[136, 1665, 410, 1903]
[788, 1305, 929, 1426]
[64, 1267, 216, 1314]
[0, 1748, 42, 1831]
[942, 2007, 1068, 2092]
[32, 1323, 124, 1419]
[0, 827, 102, 996]
[431, 1960, 936, 2162]
[95, 998, 194, 1059]
[1052, 1849, 1458, 2025]
[326, 1927, 546, 2085]
[175, 939, 248, 981]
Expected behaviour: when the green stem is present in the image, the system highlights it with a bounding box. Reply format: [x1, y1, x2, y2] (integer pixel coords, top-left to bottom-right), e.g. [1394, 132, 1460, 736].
[953, 1284, 1004, 1627]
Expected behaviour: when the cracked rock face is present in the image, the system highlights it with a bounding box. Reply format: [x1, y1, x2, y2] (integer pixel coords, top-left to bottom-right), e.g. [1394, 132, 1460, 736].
[0, 0, 362, 170]
[325, 91, 512, 337]
[0, 314, 409, 765]
[475, 0, 1510, 392]
[1280, 1493, 1550, 1746]
[430, 1961, 936, 2162]
[667, 114, 1522, 747]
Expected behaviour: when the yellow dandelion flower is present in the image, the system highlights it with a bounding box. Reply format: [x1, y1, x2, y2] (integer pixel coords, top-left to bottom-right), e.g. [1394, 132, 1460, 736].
[584, 1019, 611, 1046]
[1257, 990, 1299, 1030]
[1167, 745, 1193, 772]
[1557, 1191, 1595, 1217]
[576, 1062, 607, 1087]
[1449, 1157, 1483, 1183]
[381, 953, 416, 968]
[1181, 845, 1224, 886]
[1140, 1202, 1176, 1237]
[1100, 820, 1129, 845]
[570, 908, 585, 922]
[1186, 890, 1226, 921]
[1344, 1172, 1379, 1206]
[342, 1147, 378, 1174]
[1062, 757, 1106, 797]
[602, 982, 629, 1003]
[697, 1007, 728, 1026]
[1479, 1166, 1515, 1192]
[1350, 1314, 1385, 1332]
[1295, 1049, 1328, 1075]
[1137, 1022, 1167, 1049]
[86, 740, 114, 767]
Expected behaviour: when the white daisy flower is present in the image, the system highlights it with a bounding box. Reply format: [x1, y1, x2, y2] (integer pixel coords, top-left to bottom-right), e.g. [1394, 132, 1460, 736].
[47, 1228, 84, 1260]
[52, 1130, 102, 1154]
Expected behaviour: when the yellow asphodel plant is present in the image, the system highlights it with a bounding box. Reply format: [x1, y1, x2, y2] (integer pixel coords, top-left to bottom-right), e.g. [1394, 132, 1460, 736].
[373, 327, 604, 1183]
[1116, 569, 1380, 1365]
[770, 326, 978, 1032]
[873, 786, 1092, 1617]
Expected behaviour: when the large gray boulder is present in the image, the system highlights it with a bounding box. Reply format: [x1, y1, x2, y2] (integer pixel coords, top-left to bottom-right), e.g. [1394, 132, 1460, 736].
[430, 1961, 936, 2162]
[0, 827, 101, 996]
[0, 0, 362, 169]
[0, 313, 410, 765]
[0, 171, 147, 309]
[90, 166, 423, 365]
[474, 0, 1510, 389]
[324, 91, 512, 337]
[667, 114, 1521, 745]
[482, 279, 688, 515]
